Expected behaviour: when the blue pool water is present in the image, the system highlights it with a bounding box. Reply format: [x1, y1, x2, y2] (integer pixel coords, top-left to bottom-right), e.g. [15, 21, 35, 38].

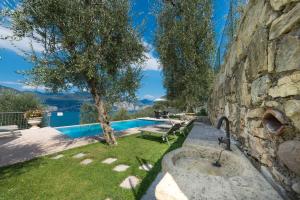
[56, 119, 163, 138]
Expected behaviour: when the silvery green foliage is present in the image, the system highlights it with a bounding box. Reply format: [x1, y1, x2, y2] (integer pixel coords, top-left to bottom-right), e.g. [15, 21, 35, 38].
[156, 0, 214, 111]
[11, 0, 145, 105]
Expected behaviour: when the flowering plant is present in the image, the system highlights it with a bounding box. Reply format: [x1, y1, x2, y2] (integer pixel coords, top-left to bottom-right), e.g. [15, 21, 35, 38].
[24, 109, 44, 119]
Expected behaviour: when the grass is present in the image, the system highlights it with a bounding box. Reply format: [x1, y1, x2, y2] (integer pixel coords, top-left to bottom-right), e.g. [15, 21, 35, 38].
[0, 126, 192, 200]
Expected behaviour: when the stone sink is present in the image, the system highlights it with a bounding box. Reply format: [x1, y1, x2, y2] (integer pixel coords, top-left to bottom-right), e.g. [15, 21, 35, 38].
[155, 122, 283, 200]
[163, 146, 247, 178]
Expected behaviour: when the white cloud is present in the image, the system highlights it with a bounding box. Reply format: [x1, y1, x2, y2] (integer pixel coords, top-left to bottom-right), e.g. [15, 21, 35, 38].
[0, 25, 44, 56]
[143, 94, 155, 100]
[21, 84, 47, 91]
[154, 97, 167, 102]
[141, 41, 161, 71]
[0, 25, 161, 70]
[0, 81, 22, 85]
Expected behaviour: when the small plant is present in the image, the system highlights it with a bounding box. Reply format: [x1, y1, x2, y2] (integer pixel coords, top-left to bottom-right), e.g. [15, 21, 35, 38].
[197, 108, 208, 116]
[24, 109, 44, 119]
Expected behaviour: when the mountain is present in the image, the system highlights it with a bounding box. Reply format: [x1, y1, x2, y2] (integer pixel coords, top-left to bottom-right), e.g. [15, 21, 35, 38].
[139, 99, 154, 106]
[0, 85, 154, 112]
[0, 85, 20, 93]
[0, 85, 92, 112]
[31, 92, 93, 112]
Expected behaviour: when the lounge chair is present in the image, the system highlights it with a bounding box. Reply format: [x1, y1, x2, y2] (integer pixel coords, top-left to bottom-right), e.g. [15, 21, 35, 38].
[154, 111, 161, 119]
[0, 125, 21, 138]
[161, 111, 169, 119]
[155, 123, 173, 130]
[140, 123, 182, 146]
[178, 119, 195, 136]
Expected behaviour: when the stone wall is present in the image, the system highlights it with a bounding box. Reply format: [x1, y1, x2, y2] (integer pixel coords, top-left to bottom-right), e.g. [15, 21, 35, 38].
[208, 0, 300, 198]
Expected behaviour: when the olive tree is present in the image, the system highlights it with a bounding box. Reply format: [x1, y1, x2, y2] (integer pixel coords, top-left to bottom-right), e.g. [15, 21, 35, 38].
[156, 0, 214, 111]
[10, 0, 145, 145]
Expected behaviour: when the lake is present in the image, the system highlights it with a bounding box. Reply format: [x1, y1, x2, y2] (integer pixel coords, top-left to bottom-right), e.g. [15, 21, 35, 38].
[49, 111, 80, 127]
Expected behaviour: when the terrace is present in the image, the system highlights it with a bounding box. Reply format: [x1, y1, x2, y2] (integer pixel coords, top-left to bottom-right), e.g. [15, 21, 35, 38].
[0, 117, 193, 200]
[0, 0, 300, 199]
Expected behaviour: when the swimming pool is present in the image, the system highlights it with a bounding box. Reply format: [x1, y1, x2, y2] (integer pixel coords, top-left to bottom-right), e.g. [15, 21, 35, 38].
[56, 119, 163, 138]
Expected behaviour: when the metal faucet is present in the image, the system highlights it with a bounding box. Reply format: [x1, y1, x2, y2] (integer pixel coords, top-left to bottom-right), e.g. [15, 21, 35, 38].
[216, 116, 231, 151]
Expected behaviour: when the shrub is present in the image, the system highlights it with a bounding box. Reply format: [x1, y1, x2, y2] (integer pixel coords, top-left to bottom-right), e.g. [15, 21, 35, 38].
[0, 91, 43, 128]
[197, 108, 208, 116]
[0, 91, 42, 112]
[80, 103, 98, 124]
[111, 108, 131, 121]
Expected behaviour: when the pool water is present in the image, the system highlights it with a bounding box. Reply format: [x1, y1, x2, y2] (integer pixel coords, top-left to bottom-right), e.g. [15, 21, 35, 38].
[56, 119, 163, 138]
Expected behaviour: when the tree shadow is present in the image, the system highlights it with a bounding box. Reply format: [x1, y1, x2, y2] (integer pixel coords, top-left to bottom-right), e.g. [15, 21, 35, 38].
[136, 133, 177, 144]
[0, 136, 20, 146]
[136, 156, 150, 167]
[134, 132, 189, 200]
[0, 143, 46, 180]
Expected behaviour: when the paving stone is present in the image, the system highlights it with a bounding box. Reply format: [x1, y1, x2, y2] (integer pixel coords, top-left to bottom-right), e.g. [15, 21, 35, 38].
[80, 159, 93, 165]
[113, 164, 130, 172]
[51, 154, 64, 159]
[139, 163, 153, 171]
[120, 176, 140, 189]
[101, 158, 117, 164]
[73, 153, 86, 159]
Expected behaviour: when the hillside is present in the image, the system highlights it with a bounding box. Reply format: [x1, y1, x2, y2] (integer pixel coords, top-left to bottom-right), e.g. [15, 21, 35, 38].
[0, 85, 20, 93]
[0, 85, 153, 112]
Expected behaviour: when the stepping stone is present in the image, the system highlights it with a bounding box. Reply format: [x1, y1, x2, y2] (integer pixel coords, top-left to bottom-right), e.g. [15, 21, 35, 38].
[51, 154, 64, 160]
[113, 164, 130, 172]
[80, 159, 93, 165]
[139, 163, 153, 171]
[120, 176, 140, 189]
[73, 153, 86, 159]
[102, 158, 117, 164]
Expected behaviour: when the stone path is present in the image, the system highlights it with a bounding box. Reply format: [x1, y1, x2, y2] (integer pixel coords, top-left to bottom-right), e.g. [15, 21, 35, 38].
[139, 163, 153, 171]
[51, 154, 64, 159]
[80, 159, 93, 165]
[73, 153, 86, 159]
[120, 176, 140, 189]
[113, 164, 130, 172]
[102, 158, 117, 164]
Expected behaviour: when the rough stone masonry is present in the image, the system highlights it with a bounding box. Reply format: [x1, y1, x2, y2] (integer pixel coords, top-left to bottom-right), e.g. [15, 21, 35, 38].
[208, 0, 300, 199]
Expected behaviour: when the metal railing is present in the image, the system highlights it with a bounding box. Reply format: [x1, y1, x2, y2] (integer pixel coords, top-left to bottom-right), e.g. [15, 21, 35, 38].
[0, 112, 51, 130]
[213, 0, 247, 72]
[0, 112, 29, 130]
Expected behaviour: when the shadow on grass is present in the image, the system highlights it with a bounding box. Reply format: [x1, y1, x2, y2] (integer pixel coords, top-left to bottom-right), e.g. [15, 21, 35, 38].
[134, 124, 194, 200]
[136, 133, 178, 144]
[136, 156, 151, 167]
[0, 156, 44, 181]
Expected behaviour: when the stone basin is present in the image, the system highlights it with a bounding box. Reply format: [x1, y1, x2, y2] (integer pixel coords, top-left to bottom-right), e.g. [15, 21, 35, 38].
[162, 146, 246, 178]
[156, 123, 283, 200]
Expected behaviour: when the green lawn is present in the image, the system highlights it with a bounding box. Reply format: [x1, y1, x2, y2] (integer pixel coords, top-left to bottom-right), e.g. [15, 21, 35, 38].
[0, 128, 191, 200]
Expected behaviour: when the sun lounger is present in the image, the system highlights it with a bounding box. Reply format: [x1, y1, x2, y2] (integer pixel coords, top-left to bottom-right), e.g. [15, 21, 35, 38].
[155, 124, 173, 129]
[178, 119, 196, 136]
[0, 125, 21, 138]
[140, 123, 182, 146]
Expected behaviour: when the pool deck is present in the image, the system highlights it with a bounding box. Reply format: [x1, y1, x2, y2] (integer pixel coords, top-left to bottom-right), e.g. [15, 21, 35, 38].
[0, 118, 182, 168]
[138, 117, 182, 124]
[0, 127, 96, 167]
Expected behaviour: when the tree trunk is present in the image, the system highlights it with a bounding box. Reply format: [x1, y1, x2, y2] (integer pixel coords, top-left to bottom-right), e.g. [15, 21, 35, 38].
[89, 80, 117, 145]
[95, 97, 117, 145]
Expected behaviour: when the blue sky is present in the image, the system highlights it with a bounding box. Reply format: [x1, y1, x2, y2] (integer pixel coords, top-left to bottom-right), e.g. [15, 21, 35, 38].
[0, 0, 229, 100]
